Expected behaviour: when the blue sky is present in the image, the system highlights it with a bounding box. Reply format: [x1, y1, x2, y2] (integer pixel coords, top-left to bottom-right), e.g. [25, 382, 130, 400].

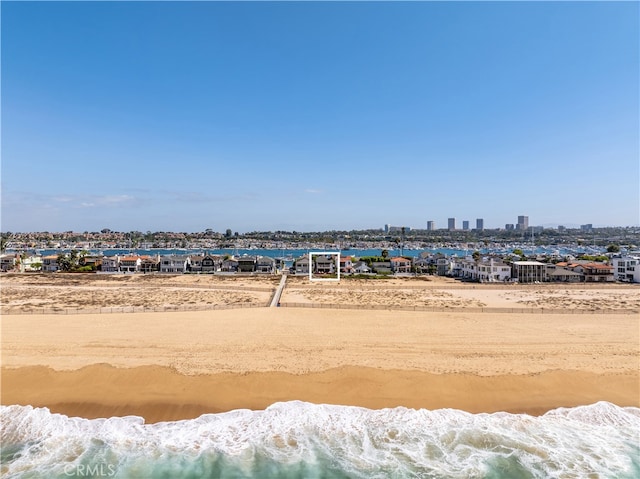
[2, 1, 638, 232]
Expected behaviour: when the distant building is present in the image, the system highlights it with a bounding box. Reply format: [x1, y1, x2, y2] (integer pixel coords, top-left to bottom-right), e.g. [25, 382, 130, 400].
[476, 218, 484, 231]
[427, 221, 435, 231]
[581, 224, 593, 231]
[517, 215, 529, 231]
[384, 224, 390, 233]
[462, 221, 469, 231]
[558, 225, 566, 231]
[388, 226, 410, 233]
[448, 218, 456, 231]
[505, 224, 515, 230]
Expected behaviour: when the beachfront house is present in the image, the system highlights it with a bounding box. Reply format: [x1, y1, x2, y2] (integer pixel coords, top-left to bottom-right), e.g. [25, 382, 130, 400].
[436, 255, 454, 276]
[237, 255, 257, 273]
[42, 255, 60, 272]
[101, 256, 120, 272]
[353, 261, 371, 274]
[120, 256, 142, 273]
[390, 257, 412, 274]
[21, 254, 43, 272]
[612, 256, 640, 283]
[256, 256, 276, 273]
[201, 254, 221, 273]
[484, 258, 511, 282]
[339, 256, 354, 274]
[511, 261, 547, 283]
[221, 257, 239, 272]
[140, 255, 160, 274]
[294, 255, 310, 275]
[0, 253, 18, 272]
[412, 257, 431, 274]
[159, 255, 190, 274]
[575, 263, 614, 282]
[371, 261, 391, 274]
[314, 255, 336, 274]
[545, 265, 584, 282]
[189, 254, 205, 273]
[80, 255, 102, 271]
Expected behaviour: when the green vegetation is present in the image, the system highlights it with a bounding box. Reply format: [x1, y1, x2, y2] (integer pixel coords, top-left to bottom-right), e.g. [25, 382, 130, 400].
[606, 244, 620, 253]
[57, 250, 93, 272]
[577, 254, 609, 262]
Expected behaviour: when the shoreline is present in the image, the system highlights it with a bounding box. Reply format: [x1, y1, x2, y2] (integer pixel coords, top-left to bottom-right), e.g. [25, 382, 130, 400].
[3, 365, 638, 423]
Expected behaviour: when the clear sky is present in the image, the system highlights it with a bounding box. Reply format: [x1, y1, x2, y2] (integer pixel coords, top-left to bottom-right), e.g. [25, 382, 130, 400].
[2, 1, 638, 233]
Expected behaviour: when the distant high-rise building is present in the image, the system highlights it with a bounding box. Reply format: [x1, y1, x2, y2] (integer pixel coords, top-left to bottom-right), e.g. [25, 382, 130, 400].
[558, 225, 566, 231]
[517, 215, 529, 231]
[581, 224, 593, 231]
[476, 218, 484, 231]
[462, 220, 469, 231]
[427, 221, 435, 231]
[505, 224, 515, 230]
[384, 224, 390, 233]
[448, 218, 456, 231]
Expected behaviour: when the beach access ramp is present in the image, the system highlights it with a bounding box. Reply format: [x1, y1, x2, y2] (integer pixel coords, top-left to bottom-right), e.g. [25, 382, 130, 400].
[270, 273, 287, 307]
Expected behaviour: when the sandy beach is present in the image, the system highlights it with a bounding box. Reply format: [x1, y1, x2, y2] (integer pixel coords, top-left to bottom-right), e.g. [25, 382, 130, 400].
[1, 274, 639, 423]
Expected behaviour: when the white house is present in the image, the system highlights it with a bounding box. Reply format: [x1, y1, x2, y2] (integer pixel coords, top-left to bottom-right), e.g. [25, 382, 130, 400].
[22, 254, 43, 272]
[159, 255, 190, 274]
[612, 256, 640, 283]
[101, 255, 120, 273]
[390, 257, 412, 274]
[458, 257, 512, 282]
[120, 256, 141, 273]
[42, 255, 60, 272]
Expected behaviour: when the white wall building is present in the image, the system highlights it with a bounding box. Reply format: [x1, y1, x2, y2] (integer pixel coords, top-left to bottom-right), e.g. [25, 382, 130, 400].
[457, 257, 512, 282]
[612, 256, 640, 283]
[159, 255, 190, 274]
[101, 256, 120, 272]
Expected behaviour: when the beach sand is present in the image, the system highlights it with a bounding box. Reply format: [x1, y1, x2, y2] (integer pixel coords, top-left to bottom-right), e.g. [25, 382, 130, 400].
[2, 284, 639, 422]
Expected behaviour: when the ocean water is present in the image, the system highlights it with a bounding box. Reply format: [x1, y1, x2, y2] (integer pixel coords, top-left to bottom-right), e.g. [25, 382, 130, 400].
[1, 401, 638, 479]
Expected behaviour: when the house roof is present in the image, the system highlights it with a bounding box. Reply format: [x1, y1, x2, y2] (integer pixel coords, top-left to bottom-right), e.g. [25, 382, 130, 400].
[583, 263, 613, 270]
[390, 257, 410, 262]
[547, 268, 583, 277]
[121, 256, 140, 261]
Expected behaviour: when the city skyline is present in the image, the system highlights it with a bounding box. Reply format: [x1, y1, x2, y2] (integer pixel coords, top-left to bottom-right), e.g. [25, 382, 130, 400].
[2, 2, 638, 232]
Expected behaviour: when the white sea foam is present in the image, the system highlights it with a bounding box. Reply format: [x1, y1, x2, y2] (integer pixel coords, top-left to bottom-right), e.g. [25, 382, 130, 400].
[2, 401, 639, 478]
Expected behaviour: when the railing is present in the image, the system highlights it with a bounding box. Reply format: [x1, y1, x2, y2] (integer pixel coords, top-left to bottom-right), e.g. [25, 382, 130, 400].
[1, 302, 269, 315]
[277, 302, 637, 314]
